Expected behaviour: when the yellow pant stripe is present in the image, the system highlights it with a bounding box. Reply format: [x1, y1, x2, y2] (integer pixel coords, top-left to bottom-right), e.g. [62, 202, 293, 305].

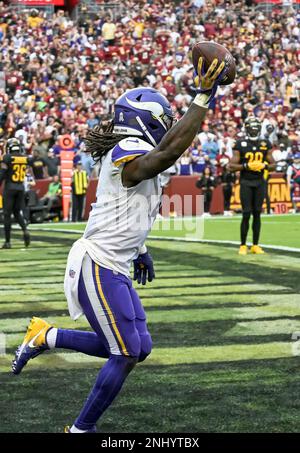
[94, 263, 129, 356]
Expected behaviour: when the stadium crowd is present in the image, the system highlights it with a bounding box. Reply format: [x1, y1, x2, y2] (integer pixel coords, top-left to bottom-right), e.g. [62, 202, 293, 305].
[0, 0, 299, 190]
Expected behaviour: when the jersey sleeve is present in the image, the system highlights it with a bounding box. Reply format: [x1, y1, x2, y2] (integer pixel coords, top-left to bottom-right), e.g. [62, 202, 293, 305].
[111, 138, 154, 167]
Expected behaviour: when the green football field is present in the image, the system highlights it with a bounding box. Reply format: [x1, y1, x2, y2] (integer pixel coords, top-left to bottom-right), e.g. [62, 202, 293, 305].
[29, 213, 300, 249]
[0, 214, 300, 432]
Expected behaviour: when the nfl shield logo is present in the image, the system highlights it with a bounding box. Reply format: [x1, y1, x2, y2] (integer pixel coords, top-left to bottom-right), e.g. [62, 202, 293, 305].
[69, 269, 76, 278]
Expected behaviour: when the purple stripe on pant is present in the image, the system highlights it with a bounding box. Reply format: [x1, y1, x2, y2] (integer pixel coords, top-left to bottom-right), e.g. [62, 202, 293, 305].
[56, 253, 152, 430]
[78, 253, 152, 359]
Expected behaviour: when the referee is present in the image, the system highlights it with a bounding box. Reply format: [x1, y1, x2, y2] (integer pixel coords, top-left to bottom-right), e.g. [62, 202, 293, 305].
[71, 161, 88, 222]
[228, 117, 276, 255]
[0, 138, 31, 249]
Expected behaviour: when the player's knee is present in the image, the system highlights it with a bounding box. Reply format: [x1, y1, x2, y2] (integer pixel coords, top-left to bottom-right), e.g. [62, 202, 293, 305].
[96, 356, 138, 392]
[125, 355, 139, 371]
[138, 333, 153, 363]
[117, 355, 139, 374]
[242, 212, 251, 222]
[253, 210, 261, 219]
[13, 211, 20, 221]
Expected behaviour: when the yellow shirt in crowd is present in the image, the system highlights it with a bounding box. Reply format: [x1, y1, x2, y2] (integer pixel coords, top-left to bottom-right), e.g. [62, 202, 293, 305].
[102, 22, 117, 40]
[27, 16, 44, 28]
[0, 22, 8, 35]
[134, 22, 144, 38]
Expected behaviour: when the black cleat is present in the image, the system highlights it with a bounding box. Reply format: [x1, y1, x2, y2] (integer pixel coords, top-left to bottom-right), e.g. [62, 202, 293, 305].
[2, 242, 11, 249]
[24, 231, 30, 247]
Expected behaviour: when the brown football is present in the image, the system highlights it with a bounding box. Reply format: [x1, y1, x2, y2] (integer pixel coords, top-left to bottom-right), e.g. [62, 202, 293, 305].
[192, 41, 236, 86]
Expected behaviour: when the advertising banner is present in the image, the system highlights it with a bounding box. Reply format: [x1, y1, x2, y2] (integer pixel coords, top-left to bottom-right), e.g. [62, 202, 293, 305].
[11, 0, 65, 6]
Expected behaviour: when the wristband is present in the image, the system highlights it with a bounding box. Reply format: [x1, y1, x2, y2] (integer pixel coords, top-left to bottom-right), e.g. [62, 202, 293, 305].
[243, 162, 248, 170]
[139, 244, 147, 255]
[193, 93, 210, 109]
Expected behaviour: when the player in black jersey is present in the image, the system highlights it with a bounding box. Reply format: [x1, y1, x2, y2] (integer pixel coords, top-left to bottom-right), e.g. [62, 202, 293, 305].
[228, 117, 276, 255]
[0, 138, 32, 249]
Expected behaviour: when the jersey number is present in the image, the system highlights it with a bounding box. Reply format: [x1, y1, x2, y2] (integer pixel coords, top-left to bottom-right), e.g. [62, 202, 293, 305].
[245, 151, 264, 163]
[12, 164, 26, 182]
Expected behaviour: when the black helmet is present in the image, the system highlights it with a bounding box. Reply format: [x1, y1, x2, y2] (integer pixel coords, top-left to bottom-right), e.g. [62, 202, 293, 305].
[245, 116, 262, 140]
[6, 138, 23, 154]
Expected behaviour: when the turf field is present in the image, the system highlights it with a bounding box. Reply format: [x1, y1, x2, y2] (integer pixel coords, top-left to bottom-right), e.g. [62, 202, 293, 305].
[30, 213, 300, 249]
[0, 214, 300, 432]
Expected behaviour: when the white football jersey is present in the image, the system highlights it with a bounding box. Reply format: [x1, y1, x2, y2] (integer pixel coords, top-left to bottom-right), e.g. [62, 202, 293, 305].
[83, 137, 162, 276]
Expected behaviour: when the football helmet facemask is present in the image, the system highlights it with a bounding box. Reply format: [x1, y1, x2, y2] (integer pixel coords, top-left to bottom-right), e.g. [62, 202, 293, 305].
[245, 117, 262, 141]
[6, 138, 24, 154]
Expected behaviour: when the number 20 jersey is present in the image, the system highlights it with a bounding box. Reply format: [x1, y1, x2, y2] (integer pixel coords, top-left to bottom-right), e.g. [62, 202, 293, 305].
[236, 137, 272, 181]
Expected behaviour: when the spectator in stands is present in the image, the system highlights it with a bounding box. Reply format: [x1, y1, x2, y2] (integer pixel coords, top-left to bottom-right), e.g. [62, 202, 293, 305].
[44, 148, 60, 177]
[191, 144, 208, 175]
[40, 174, 62, 212]
[31, 150, 48, 180]
[178, 150, 192, 176]
[0, 0, 298, 218]
[27, 9, 44, 28]
[87, 112, 99, 130]
[102, 16, 117, 46]
[202, 135, 219, 162]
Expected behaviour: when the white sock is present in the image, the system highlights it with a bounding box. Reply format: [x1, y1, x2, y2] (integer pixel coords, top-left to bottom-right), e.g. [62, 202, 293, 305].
[70, 424, 88, 433]
[46, 328, 58, 349]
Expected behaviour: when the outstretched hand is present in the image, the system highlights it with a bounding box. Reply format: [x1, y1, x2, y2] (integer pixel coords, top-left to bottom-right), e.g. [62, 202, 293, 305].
[194, 57, 225, 91]
[194, 57, 226, 104]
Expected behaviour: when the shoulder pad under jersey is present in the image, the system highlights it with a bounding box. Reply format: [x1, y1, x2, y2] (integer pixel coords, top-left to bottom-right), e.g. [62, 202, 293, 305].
[111, 137, 154, 167]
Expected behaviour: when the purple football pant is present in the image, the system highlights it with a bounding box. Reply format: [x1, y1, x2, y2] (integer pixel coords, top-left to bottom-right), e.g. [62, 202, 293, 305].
[55, 253, 152, 430]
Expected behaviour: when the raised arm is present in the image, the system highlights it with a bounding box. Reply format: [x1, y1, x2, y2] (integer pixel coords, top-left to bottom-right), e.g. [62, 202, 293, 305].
[122, 58, 225, 187]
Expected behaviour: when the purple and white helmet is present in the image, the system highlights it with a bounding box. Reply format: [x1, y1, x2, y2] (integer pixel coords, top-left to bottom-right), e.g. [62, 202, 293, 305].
[113, 87, 174, 146]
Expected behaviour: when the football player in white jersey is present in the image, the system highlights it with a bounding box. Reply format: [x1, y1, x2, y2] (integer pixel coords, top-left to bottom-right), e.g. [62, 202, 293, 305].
[12, 57, 226, 432]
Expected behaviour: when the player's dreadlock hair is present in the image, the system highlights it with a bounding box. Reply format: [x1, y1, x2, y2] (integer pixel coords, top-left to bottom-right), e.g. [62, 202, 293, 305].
[84, 121, 128, 163]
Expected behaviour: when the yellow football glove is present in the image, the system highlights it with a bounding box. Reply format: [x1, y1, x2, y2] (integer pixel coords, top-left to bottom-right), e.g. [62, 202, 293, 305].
[193, 58, 226, 108]
[194, 57, 225, 92]
[247, 161, 265, 172]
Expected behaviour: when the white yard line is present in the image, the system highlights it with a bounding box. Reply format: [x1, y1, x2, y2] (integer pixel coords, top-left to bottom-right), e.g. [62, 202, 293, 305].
[20, 225, 300, 254]
[28, 227, 82, 234]
[148, 236, 300, 253]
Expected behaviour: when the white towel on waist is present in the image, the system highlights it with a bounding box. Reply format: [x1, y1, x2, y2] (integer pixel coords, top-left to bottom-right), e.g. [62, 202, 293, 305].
[64, 238, 87, 321]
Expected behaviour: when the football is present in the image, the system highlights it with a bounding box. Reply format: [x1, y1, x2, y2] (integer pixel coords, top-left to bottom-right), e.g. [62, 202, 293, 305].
[192, 41, 236, 86]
